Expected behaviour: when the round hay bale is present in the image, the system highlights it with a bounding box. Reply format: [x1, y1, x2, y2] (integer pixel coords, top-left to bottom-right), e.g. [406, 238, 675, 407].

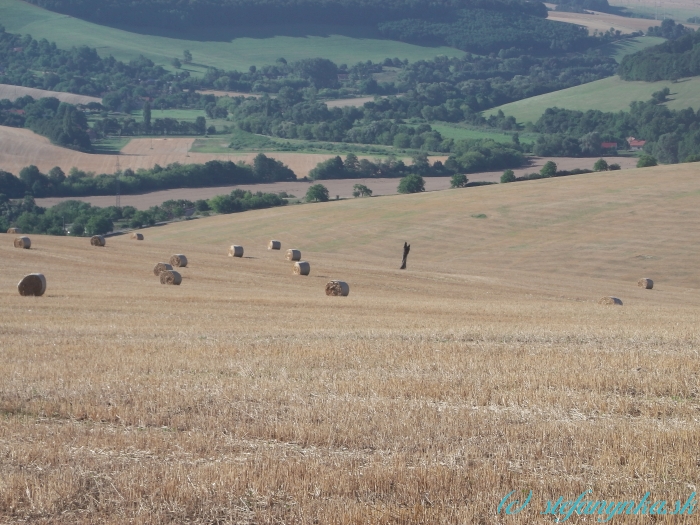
[268, 240, 281, 250]
[293, 261, 310, 276]
[170, 254, 188, 267]
[131, 232, 144, 240]
[153, 262, 173, 276]
[7, 227, 21, 234]
[286, 249, 301, 261]
[325, 280, 349, 296]
[229, 245, 244, 257]
[90, 235, 105, 247]
[17, 273, 46, 296]
[599, 296, 623, 306]
[637, 278, 653, 289]
[160, 270, 182, 285]
[14, 236, 31, 249]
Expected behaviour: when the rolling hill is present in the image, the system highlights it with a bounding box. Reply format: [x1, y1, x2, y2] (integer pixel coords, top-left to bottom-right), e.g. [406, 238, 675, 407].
[0, 0, 465, 72]
[486, 74, 700, 123]
[2, 163, 700, 522]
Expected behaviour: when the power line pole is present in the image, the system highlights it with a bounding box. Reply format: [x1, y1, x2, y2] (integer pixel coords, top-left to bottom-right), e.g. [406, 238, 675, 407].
[115, 157, 121, 208]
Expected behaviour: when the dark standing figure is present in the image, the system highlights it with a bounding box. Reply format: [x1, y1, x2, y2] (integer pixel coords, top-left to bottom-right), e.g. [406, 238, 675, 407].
[400, 242, 410, 269]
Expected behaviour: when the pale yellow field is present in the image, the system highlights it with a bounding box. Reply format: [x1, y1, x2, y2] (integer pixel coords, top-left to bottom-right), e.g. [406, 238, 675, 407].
[1, 163, 699, 523]
[0, 127, 419, 178]
[0, 84, 101, 105]
[548, 9, 661, 32]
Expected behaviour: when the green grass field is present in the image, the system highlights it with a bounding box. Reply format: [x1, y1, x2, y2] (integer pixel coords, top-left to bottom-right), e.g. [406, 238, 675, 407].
[429, 123, 538, 144]
[485, 76, 700, 123]
[596, 35, 665, 63]
[0, 0, 465, 71]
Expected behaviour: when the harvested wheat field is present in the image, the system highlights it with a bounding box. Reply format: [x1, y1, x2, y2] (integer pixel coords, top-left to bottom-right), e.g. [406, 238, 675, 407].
[0, 84, 102, 105]
[1, 162, 700, 524]
[0, 128, 429, 180]
[547, 9, 664, 33]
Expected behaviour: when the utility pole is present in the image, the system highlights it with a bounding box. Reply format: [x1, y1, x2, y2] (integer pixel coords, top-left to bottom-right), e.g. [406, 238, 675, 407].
[115, 157, 121, 208]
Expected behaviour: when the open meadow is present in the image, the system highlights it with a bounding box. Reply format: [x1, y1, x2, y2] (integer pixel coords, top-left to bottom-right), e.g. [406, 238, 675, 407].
[486, 75, 700, 124]
[0, 0, 464, 72]
[2, 163, 700, 523]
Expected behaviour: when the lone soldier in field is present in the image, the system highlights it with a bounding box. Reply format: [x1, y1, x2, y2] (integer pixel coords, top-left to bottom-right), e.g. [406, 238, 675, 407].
[400, 242, 410, 269]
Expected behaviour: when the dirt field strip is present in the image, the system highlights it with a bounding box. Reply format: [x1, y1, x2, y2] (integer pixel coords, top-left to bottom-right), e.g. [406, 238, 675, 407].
[0, 83, 101, 105]
[548, 8, 700, 33]
[35, 155, 638, 209]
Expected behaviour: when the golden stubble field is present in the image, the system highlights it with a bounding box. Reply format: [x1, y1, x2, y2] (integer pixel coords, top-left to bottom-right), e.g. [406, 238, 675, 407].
[1, 164, 700, 523]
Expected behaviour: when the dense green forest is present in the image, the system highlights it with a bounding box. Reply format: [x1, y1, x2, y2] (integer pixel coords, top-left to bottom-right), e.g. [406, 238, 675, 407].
[530, 92, 700, 162]
[0, 25, 619, 118]
[25, 0, 547, 29]
[0, 155, 296, 199]
[619, 26, 700, 81]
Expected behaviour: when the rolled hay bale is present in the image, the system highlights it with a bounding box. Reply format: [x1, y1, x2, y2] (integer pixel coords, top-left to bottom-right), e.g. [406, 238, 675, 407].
[229, 245, 244, 257]
[153, 262, 173, 276]
[131, 232, 144, 240]
[160, 270, 182, 285]
[599, 296, 623, 306]
[170, 254, 188, 267]
[7, 227, 21, 234]
[17, 273, 46, 297]
[293, 261, 310, 276]
[637, 278, 654, 289]
[90, 235, 105, 247]
[325, 280, 350, 296]
[286, 249, 301, 261]
[14, 236, 31, 249]
[268, 240, 281, 250]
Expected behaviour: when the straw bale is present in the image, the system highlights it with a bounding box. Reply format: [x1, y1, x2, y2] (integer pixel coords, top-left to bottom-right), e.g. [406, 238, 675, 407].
[286, 249, 301, 261]
[229, 245, 244, 257]
[599, 296, 623, 305]
[325, 280, 350, 296]
[90, 235, 105, 246]
[160, 270, 182, 285]
[170, 254, 188, 267]
[14, 236, 31, 249]
[131, 232, 144, 240]
[268, 240, 281, 250]
[293, 261, 310, 276]
[153, 262, 173, 276]
[637, 278, 653, 289]
[7, 227, 21, 234]
[17, 273, 46, 296]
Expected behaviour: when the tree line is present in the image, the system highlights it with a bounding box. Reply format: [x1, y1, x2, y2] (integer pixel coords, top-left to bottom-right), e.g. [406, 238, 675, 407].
[619, 25, 699, 81]
[24, 0, 547, 30]
[529, 91, 700, 163]
[0, 191, 287, 236]
[0, 154, 296, 199]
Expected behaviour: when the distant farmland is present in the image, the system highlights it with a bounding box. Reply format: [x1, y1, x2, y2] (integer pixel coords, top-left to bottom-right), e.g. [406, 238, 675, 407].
[486, 75, 700, 123]
[0, 0, 465, 72]
[0, 84, 101, 105]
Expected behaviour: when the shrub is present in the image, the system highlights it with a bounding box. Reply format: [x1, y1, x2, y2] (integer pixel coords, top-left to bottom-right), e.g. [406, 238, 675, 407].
[500, 169, 516, 183]
[593, 159, 608, 171]
[397, 174, 425, 194]
[637, 155, 657, 168]
[450, 174, 468, 188]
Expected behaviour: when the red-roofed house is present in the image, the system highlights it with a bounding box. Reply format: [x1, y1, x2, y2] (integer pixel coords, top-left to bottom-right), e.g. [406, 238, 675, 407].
[627, 137, 646, 151]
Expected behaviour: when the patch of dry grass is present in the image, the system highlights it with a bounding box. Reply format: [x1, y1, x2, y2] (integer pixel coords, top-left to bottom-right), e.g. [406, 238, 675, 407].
[1, 165, 699, 523]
